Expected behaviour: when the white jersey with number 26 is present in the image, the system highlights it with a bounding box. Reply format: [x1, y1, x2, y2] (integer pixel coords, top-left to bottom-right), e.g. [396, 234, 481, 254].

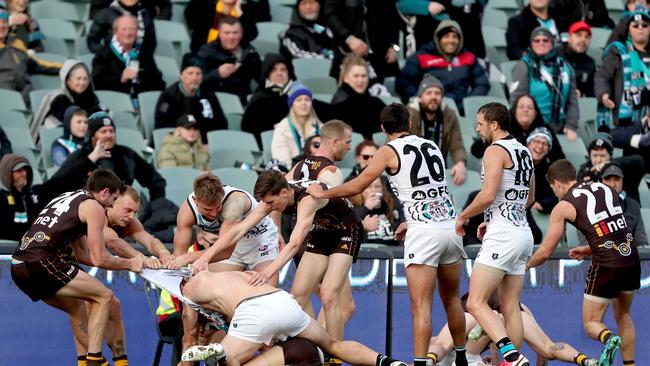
[386, 135, 456, 229]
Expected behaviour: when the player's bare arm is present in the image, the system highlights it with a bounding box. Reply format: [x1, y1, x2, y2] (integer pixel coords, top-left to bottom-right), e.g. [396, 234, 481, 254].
[173, 201, 196, 256]
[249, 195, 327, 286]
[79, 200, 143, 272]
[317, 166, 344, 187]
[308, 146, 395, 199]
[455, 145, 507, 236]
[127, 218, 173, 265]
[527, 201, 576, 268]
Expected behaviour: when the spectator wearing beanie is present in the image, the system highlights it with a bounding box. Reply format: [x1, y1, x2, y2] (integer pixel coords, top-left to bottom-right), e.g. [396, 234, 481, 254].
[526, 127, 559, 213]
[558, 21, 597, 97]
[279, 0, 335, 60]
[271, 82, 322, 166]
[157, 114, 211, 170]
[396, 20, 489, 116]
[50, 106, 89, 168]
[155, 53, 227, 144]
[407, 74, 466, 185]
[44, 111, 166, 203]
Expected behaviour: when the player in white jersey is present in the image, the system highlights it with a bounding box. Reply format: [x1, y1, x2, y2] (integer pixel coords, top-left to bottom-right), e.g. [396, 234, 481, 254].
[455, 102, 535, 366]
[307, 104, 469, 366]
[167, 173, 280, 365]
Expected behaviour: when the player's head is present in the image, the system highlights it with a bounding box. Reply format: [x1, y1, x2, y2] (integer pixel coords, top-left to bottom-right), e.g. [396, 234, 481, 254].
[320, 119, 353, 161]
[546, 159, 577, 198]
[380, 103, 411, 135]
[86, 168, 123, 207]
[476, 102, 510, 145]
[254, 170, 291, 211]
[193, 173, 225, 221]
[108, 185, 140, 227]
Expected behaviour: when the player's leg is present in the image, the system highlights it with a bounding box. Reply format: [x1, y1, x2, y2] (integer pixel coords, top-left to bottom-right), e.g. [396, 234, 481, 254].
[45, 297, 90, 365]
[612, 292, 635, 364]
[244, 346, 285, 366]
[582, 296, 621, 366]
[428, 312, 478, 360]
[291, 252, 329, 317]
[437, 260, 467, 363]
[104, 296, 129, 366]
[405, 263, 436, 360]
[497, 274, 525, 348]
[180, 303, 201, 366]
[319, 253, 354, 340]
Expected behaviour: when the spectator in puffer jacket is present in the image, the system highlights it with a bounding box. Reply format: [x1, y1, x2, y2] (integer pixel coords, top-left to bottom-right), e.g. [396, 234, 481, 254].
[156, 114, 211, 170]
[396, 20, 489, 116]
[279, 0, 334, 60]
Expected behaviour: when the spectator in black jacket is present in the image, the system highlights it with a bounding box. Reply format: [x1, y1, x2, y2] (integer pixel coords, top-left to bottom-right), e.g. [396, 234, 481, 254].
[0, 127, 13, 160]
[558, 21, 596, 98]
[198, 16, 262, 104]
[610, 110, 650, 173]
[92, 15, 165, 109]
[549, 0, 614, 32]
[154, 53, 227, 144]
[90, 0, 171, 19]
[601, 163, 647, 245]
[506, 0, 559, 60]
[185, 0, 265, 53]
[526, 127, 559, 214]
[43, 111, 166, 204]
[0, 154, 39, 241]
[279, 0, 334, 60]
[324, 0, 400, 83]
[86, 0, 157, 56]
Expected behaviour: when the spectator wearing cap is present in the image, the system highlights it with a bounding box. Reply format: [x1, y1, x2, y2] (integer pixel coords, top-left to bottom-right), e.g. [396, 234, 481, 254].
[156, 114, 211, 170]
[510, 26, 579, 140]
[154, 53, 227, 144]
[549, 0, 614, 32]
[506, 0, 559, 60]
[595, 9, 650, 127]
[407, 74, 466, 185]
[600, 162, 648, 245]
[526, 127, 559, 213]
[0, 154, 39, 240]
[396, 20, 489, 116]
[279, 0, 335, 60]
[198, 16, 262, 105]
[50, 106, 88, 168]
[558, 21, 596, 97]
[577, 132, 645, 201]
[92, 15, 165, 109]
[271, 82, 322, 166]
[44, 111, 166, 203]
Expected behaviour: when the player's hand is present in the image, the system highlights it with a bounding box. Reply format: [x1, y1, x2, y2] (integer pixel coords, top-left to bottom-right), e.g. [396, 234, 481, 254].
[159, 251, 174, 268]
[191, 256, 210, 275]
[394, 222, 407, 240]
[167, 255, 189, 270]
[476, 222, 487, 241]
[128, 256, 144, 273]
[362, 214, 380, 232]
[306, 183, 325, 198]
[451, 161, 466, 186]
[563, 128, 577, 142]
[569, 245, 592, 260]
[246, 270, 269, 286]
[455, 217, 468, 236]
[143, 256, 163, 269]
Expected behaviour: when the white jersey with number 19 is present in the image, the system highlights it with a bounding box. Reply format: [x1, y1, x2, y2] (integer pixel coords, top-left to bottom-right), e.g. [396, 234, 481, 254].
[386, 135, 456, 229]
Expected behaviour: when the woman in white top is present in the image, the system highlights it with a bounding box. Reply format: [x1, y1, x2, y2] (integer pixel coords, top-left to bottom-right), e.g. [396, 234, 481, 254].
[271, 81, 322, 166]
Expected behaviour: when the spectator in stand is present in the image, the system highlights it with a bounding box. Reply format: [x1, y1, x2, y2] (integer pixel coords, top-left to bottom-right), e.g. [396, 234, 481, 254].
[92, 15, 165, 109]
[356, 175, 405, 246]
[157, 114, 211, 170]
[407, 74, 466, 185]
[271, 82, 322, 166]
[610, 104, 650, 173]
[87, 0, 157, 56]
[198, 16, 262, 105]
[0, 127, 12, 160]
[345, 140, 378, 181]
[50, 106, 88, 168]
[510, 27, 579, 140]
[90, 0, 172, 19]
[279, 0, 335, 60]
[291, 134, 322, 167]
[323, 0, 400, 83]
[0, 9, 59, 103]
[43, 111, 166, 204]
[31, 59, 101, 140]
[154, 53, 227, 144]
[558, 21, 596, 98]
[526, 127, 559, 214]
[331, 55, 385, 138]
[0, 154, 39, 241]
[185, 0, 266, 53]
[595, 9, 650, 128]
[396, 20, 489, 116]
[5, 0, 43, 52]
[549, 0, 614, 32]
[471, 94, 565, 161]
[506, 0, 559, 60]
[600, 163, 647, 245]
[577, 132, 645, 201]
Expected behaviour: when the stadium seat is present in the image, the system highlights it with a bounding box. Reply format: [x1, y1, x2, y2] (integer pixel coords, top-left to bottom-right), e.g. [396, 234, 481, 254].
[38, 19, 79, 57]
[270, 4, 293, 23]
[339, 167, 352, 179]
[216, 92, 244, 115]
[500, 60, 518, 88]
[447, 169, 481, 212]
[34, 52, 68, 64]
[531, 209, 550, 234]
[39, 127, 64, 169]
[154, 55, 180, 87]
[461, 133, 481, 172]
[578, 97, 598, 123]
[483, 26, 508, 66]
[226, 113, 243, 131]
[46, 166, 60, 179]
[0, 89, 28, 112]
[482, 8, 509, 29]
[138, 90, 162, 142]
[261, 130, 274, 162]
[339, 132, 364, 169]
[79, 54, 94, 72]
[116, 129, 149, 159]
[485, 0, 520, 17]
[384, 77, 396, 96]
[3, 127, 36, 149]
[165, 186, 193, 209]
[556, 135, 588, 166]
[211, 148, 257, 169]
[562, 223, 580, 247]
[30, 74, 60, 90]
[372, 131, 386, 147]
[302, 77, 338, 95]
[31, 1, 82, 24]
[0, 110, 30, 130]
[152, 127, 175, 149]
[639, 177, 650, 208]
[312, 93, 333, 103]
[462, 96, 509, 119]
[457, 116, 476, 136]
[113, 110, 142, 132]
[293, 58, 332, 80]
[587, 46, 604, 67]
[488, 80, 507, 99]
[590, 27, 612, 50]
[251, 22, 285, 57]
[207, 130, 260, 154]
[213, 167, 258, 193]
[379, 95, 401, 105]
[28, 89, 51, 120]
[640, 208, 650, 245]
[154, 20, 191, 64]
[605, 0, 625, 23]
[13, 146, 42, 174]
[159, 167, 203, 188]
[443, 97, 459, 116]
[96, 90, 136, 113]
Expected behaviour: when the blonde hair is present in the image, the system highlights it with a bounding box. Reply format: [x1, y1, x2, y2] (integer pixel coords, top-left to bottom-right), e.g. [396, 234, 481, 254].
[338, 54, 369, 87]
[193, 173, 224, 204]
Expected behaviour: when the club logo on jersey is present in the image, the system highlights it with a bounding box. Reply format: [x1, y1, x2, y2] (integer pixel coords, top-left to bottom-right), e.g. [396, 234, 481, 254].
[412, 191, 426, 200]
[505, 188, 529, 201]
[411, 186, 449, 201]
[593, 216, 628, 237]
[598, 233, 633, 256]
[492, 253, 499, 260]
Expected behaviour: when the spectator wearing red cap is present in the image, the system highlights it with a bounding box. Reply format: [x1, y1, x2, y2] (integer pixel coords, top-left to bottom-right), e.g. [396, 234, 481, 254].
[558, 21, 596, 97]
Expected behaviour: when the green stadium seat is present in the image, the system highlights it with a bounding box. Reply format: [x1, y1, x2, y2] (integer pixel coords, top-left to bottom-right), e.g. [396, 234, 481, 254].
[302, 77, 338, 95]
[0, 89, 28, 112]
[293, 58, 332, 80]
[154, 55, 180, 87]
[251, 22, 285, 57]
[0, 110, 30, 130]
[116, 129, 149, 159]
[159, 167, 203, 187]
[482, 8, 509, 29]
[39, 127, 64, 169]
[500, 60, 518, 88]
[226, 113, 243, 131]
[38, 19, 79, 57]
[207, 130, 260, 153]
[153, 128, 175, 149]
[488, 80, 507, 99]
[590, 27, 612, 50]
[270, 4, 293, 23]
[216, 92, 244, 115]
[154, 20, 191, 64]
[3, 126, 36, 149]
[372, 131, 387, 147]
[212, 167, 258, 193]
[461, 133, 481, 172]
[30, 74, 61, 90]
[96, 90, 136, 112]
[462, 96, 509, 119]
[79, 54, 94, 72]
[556, 135, 588, 167]
[138, 90, 162, 143]
[211, 148, 257, 169]
[261, 129, 274, 163]
[447, 169, 481, 212]
[443, 97, 459, 116]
